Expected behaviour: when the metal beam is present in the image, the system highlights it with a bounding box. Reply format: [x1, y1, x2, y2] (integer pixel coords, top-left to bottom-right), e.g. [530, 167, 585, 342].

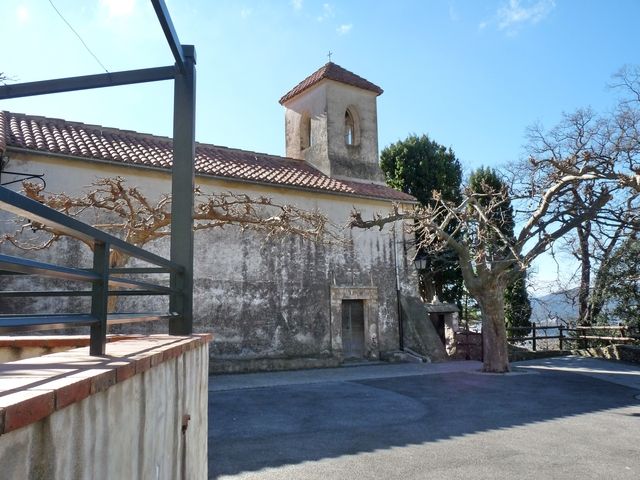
[107, 312, 180, 325]
[90, 242, 109, 356]
[0, 187, 183, 270]
[152, 0, 186, 72]
[0, 254, 100, 283]
[0, 66, 176, 100]
[169, 45, 196, 335]
[107, 276, 174, 293]
[0, 314, 98, 333]
[0, 290, 169, 298]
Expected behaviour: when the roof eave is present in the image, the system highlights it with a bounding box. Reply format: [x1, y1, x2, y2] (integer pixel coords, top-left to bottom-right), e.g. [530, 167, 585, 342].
[4, 146, 417, 204]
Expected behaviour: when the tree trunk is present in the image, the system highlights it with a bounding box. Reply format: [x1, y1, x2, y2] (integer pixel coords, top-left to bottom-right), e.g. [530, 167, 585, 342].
[477, 286, 510, 373]
[577, 222, 592, 325]
[419, 272, 437, 303]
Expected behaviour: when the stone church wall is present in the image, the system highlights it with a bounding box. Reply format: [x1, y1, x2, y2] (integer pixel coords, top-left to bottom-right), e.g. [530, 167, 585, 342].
[1, 152, 418, 371]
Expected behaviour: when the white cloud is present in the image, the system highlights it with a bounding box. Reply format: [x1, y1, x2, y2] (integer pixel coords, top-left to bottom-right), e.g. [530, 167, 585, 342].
[336, 24, 352, 35]
[317, 3, 334, 22]
[497, 0, 555, 32]
[16, 5, 29, 24]
[479, 0, 555, 34]
[100, 0, 135, 18]
[290, 0, 303, 11]
[240, 7, 253, 18]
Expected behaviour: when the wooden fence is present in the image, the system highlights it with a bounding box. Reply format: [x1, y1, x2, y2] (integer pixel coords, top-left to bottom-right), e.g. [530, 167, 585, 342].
[508, 323, 640, 351]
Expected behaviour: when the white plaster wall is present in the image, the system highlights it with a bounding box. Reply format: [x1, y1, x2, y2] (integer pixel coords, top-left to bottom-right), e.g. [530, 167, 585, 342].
[0, 153, 417, 360]
[325, 82, 383, 182]
[0, 344, 209, 480]
[284, 82, 330, 174]
[282, 80, 383, 183]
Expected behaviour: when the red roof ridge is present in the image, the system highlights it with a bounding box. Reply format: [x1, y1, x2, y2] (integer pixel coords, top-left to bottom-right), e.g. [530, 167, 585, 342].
[2, 110, 415, 203]
[196, 142, 304, 164]
[279, 62, 383, 105]
[0, 111, 7, 155]
[2, 111, 309, 166]
[3, 110, 174, 144]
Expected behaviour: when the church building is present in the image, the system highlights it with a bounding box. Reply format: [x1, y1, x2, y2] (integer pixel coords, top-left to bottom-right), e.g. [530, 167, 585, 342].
[0, 63, 444, 372]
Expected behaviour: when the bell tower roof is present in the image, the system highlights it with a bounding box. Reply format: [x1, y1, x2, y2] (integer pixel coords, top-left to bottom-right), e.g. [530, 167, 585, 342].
[279, 62, 383, 105]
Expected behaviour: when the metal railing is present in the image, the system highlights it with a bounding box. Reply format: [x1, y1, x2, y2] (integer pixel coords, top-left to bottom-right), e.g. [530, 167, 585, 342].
[0, 186, 186, 355]
[508, 323, 640, 351]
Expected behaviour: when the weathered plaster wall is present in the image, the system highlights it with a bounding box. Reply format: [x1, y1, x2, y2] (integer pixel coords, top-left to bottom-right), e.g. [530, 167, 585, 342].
[283, 80, 384, 183]
[1, 152, 418, 369]
[284, 82, 329, 171]
[325, 82, 384, 183]
[0, 340, 209, 480]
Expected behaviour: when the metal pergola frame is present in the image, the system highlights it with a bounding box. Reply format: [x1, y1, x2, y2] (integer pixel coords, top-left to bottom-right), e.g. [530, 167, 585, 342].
[0, 0, 195, 337]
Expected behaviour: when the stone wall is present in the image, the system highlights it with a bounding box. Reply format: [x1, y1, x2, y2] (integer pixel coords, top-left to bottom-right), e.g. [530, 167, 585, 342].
[574, 344, 640, 364]
[1, 152, 418, 371]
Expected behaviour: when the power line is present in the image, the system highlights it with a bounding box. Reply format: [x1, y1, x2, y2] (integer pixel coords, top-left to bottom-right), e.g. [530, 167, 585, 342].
[47, 0, 110, 74]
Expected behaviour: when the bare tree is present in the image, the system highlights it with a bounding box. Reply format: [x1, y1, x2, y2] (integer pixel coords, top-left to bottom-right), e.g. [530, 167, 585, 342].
[0, 72, 14, 85]
[527, 65, 640, 325]
[3, 177, 344, 308]
[352, 66, 640, 372]
[351, 159, 611, 373]
[4, 177, 342, 256]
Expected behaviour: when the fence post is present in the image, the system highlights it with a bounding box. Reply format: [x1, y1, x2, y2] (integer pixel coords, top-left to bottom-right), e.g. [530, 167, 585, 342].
[169, 45, 196, 336]
[558, 325, 564, 350]
[559, 325, 564, 350]
[467, 330, 471, 361]
[90, 241, 110, 356]
[532, 322, 537, 351]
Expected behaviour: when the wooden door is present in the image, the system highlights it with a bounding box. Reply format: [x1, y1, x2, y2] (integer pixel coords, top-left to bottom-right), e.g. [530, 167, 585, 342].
[342, 300, 365, 359]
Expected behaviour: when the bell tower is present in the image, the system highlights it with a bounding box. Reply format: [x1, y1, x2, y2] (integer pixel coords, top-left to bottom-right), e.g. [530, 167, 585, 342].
[279, 62, 385, 184]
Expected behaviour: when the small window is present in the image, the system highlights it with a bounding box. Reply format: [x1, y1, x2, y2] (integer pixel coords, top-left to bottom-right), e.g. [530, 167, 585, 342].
[300, 113, 311, 151]
[344, 107, 359, 146]
[345, 110, 355, 145]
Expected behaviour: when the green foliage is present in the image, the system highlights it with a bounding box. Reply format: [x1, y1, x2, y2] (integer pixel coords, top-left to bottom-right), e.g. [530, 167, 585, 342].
[468, 167, 532, 337]
[597, 237, 640, 328]
[504, 273, 532, 339]
[380, 134, 463, 304]
[468, 166, 515, 249]
[381, 134, 462, 206]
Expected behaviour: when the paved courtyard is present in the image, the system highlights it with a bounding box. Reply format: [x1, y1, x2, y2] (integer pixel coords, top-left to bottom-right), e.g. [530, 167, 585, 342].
[208, 357, 640, 479]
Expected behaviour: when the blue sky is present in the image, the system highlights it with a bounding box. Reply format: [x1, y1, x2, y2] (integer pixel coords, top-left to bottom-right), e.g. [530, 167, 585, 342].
[3, 0, 640, 293]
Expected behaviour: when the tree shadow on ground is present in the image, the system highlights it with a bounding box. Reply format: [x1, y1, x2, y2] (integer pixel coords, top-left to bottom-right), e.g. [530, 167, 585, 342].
[209, 367, 640, 478]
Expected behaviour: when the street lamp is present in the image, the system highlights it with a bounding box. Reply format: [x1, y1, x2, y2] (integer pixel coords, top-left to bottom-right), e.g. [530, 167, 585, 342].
[413, 252, 428, 271]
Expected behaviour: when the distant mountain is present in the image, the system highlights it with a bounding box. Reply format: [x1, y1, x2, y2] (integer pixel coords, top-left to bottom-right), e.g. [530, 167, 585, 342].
[530, 288, 579, 324]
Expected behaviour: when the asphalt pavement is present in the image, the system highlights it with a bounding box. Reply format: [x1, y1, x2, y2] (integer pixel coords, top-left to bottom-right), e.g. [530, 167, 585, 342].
[208, 356, 640, 480]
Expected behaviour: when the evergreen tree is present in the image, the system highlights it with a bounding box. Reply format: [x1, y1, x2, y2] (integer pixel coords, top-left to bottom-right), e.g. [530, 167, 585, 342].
[468, 167, 532, 339]
[504, 275, 532, 339]
[596, 236, 640, 328]
[380, 134, 463, 304]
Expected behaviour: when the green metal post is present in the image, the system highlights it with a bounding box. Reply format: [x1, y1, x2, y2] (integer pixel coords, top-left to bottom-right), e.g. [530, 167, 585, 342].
[90, 241, 110, 355]
[169, 45, 196, 335]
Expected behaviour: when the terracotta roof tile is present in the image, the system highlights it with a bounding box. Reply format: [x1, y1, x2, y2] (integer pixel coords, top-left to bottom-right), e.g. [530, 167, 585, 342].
[279, 62, 383, 105]
[0, 111, 413, 202]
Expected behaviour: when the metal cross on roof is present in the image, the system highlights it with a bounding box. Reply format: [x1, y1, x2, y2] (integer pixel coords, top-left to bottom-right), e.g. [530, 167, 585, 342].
[327, 51, 333, 62]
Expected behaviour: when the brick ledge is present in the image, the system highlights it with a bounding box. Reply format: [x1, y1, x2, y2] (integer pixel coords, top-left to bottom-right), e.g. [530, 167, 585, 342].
[0, 334, 212, 435]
